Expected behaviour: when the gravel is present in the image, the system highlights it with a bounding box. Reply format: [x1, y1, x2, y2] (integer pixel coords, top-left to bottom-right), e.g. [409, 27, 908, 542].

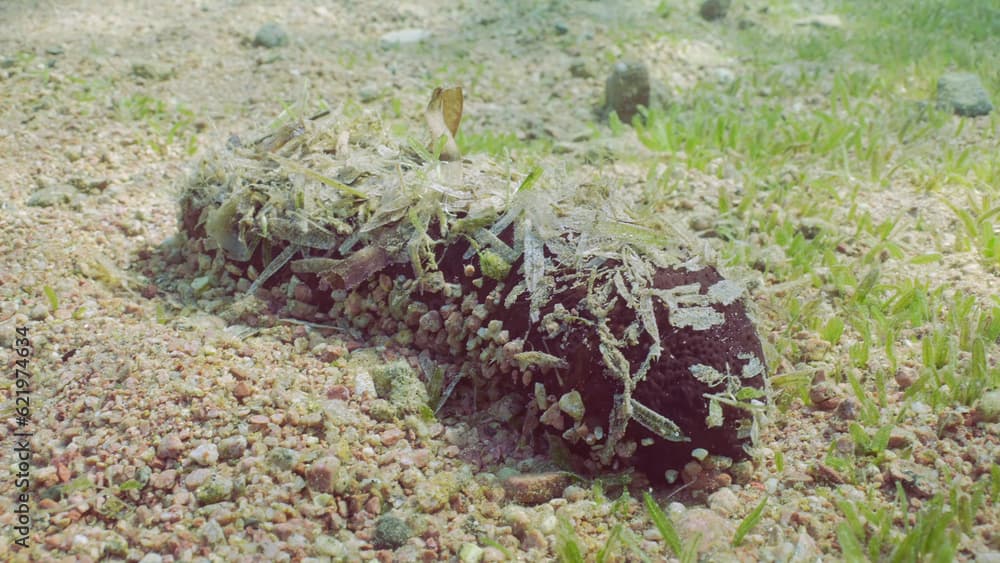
[3, 1, 998, 561]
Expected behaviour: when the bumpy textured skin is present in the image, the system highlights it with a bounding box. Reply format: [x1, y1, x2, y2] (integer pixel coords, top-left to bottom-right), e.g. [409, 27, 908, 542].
[176, 114, 767, 481]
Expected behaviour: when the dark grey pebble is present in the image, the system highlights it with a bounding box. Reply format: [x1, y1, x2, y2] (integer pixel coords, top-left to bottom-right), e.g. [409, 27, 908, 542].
[253, 22, 288, 48]
[937, 72, 993, 117]
[604, 60, 650, 124]
[700, 0, 731, 21]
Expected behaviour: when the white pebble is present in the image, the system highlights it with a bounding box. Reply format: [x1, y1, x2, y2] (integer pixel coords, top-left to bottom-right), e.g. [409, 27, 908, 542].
[707, 488, 740, 516]
[189, 443, 219, 466]
[355, 370, 377, 398]
[765, 477, 779, 495]
[667, 502, 686, 518]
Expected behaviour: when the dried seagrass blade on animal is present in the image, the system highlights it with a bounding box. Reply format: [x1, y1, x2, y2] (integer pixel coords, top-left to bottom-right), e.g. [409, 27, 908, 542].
[425, 86, 463, 161]
[175, 102, 768, 483]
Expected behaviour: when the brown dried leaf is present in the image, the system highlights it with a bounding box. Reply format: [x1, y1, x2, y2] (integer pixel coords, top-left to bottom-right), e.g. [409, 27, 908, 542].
[425, 86, 463, 161]
[320, 245, 389, 290]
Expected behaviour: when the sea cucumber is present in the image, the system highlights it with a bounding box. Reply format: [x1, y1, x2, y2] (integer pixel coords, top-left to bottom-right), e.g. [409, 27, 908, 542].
[176, 107, 767, 481]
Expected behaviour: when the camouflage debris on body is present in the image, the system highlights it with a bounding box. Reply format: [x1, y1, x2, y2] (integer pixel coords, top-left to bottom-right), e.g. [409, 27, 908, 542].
[177, 105, 767, 479]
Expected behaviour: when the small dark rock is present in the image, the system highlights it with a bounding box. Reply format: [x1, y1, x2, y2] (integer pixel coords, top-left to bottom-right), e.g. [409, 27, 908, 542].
[937, 72, 993, 117]
[253, 22, 289, 48]
[603, 60, 650, 124]
[373, 514, 411, 550]
[156, 433, 184, 460]
[306, 456, 342, 493]
[553, 22, 569, 35]
[809, 381, 840, 408]
[810, 463, 846, 485]
[218, 436, 247, 461]
[501, 472, 573, 505]
[937, 410, 964, 437]
[894, 367, 917, 389]
[887, 427, 914, 450]
[699, 0, 731, 21]
[569, 60, 593, 79]
[835, 397, 859, 420]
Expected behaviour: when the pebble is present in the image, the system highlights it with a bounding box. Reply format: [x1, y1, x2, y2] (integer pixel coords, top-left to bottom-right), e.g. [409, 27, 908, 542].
[781, 529, 821, 561]
[835, 397, 859, 420]
[189, 443, 219, 466]
[131, 60, 175, 81]
[267, 447, 299, 471]
[937, 72, 993, 117]
[894, 368, 917, 389]
[379, 28, 432, 48]
[253, 22, 288, 48]
[711, 67, 736, 86]
[764, 477, 779, 494]
[569, 60, 593, 79]
[730, 460, 753, 484]
[562, 484, 587, 502]
[812, 463, 845, 485]
[316, 535, 347, 557]
[706, 488, 740, 516]
[459, 542, 484, 563]
[885, 459, 937, 498]
[195, 475, 234, 505]
[502, 472, 572, 505]
[539, 403, 565, 430]
[232, 380, 252, 400]
[359, 84, 379, 103]
[604, 60, 650, 124]
[678, 508, 734, 553]
[306, 456, 341, 493]
[557, 390, 584, 420]
[973, 390, 1000, 423]
[794, 15, 844, 29]
[27, 184, 79, 208]
[199, 518, 225, 545]
[380, 427, 405, 446]
[699, 0, 731, 21]
[415, 476, 452, 512]
[218, 435, 247, 460]
[667, 502, 686, 518]
[327, 384, 350, 400]
[521, 528, 547, 550]
[937, 410, 964, 436]
[184, 467, 213, 489]
[150, 469, 177, 490]
[156, 434, 184, 460]
[808, 380, 839, 408]
[355, 370, 377, 399]
[887, 427, 914, 449]
[373, 514, 411, 549]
